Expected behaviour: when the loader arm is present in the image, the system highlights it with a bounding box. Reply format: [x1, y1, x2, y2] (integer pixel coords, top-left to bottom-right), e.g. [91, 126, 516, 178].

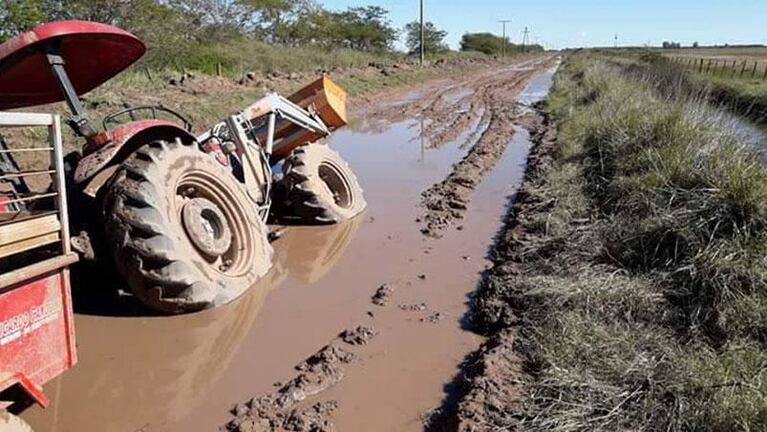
[198, 93, 331, 160]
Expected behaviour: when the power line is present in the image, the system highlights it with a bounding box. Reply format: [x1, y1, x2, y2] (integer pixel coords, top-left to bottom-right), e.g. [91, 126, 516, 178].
[499, 19, 511, 57]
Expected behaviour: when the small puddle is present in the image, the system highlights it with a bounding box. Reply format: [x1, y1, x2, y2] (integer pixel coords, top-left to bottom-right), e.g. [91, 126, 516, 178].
[22, 63, 559, 432]
[518, 59, 561, 106]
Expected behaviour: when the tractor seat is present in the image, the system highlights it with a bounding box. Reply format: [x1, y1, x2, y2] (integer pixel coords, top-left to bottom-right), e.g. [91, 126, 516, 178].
[0, 20, 145, 110]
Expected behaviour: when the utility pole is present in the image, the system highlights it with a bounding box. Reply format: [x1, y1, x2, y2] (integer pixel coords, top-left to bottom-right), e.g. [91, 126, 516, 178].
[499, 20, 511, 57]
[614, 33, 618, 48]
[420, 0, 425, 66]
[522, 26, 530, 52]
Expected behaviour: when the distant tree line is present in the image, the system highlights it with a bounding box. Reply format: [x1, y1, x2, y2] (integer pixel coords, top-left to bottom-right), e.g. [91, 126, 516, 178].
[460, 32, 543, 56]
[661, 41, 682, 49]
[0, 0, 447, 70]
[0, 0, 404, 49]
[1, 0, 551, 72]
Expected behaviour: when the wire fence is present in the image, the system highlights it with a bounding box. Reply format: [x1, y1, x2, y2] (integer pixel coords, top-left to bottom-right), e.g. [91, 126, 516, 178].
[670, 57, 767, 81]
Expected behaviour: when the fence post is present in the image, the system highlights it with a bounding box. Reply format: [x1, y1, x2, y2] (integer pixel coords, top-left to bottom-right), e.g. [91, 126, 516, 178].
[144, 67, 152, 82]
[731, 60, 738, 77]
[740, 60, 747, 77]
[705, 59, 712, 73]
[216, 63, 222, 77]
[763, 64, 767, 81]
[699, 58, 704, 73]
[752, 61, 758, 78]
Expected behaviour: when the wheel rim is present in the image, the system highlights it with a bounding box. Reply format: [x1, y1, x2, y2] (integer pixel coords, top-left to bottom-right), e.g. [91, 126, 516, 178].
[318, 161, 353, 209]
[174, 167, 257, 277]
[182, 197, 232, 258]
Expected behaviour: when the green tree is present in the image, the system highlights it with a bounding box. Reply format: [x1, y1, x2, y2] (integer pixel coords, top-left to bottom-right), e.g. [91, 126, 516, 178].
[0, 0, 46, 40]
[460, 32, 508, 55]
[332, 6, 397, 51]
[404, 21, 448, 55]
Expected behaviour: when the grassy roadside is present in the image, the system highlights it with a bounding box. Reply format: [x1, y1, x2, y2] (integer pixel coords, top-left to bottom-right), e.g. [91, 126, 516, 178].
[465, 52, 767, 430]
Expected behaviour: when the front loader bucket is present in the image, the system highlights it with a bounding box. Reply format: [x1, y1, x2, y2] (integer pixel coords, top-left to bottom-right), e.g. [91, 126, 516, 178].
[268, 76, 349, 161]
[288, 76, 348, 128]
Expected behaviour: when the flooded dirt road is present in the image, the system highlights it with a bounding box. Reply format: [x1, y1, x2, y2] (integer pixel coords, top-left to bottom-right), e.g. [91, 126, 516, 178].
[21, 56, 559, 432]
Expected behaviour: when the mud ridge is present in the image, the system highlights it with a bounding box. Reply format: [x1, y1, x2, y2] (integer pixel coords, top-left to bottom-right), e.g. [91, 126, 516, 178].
[419, 105, 517, 237]
[429, 106, 558, 430]
[223, 326, 377, 432]
[419, 104, 547, 238]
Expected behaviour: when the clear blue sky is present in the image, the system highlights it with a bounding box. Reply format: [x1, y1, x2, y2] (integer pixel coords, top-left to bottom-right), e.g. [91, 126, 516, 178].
[323, 0, 767, 50]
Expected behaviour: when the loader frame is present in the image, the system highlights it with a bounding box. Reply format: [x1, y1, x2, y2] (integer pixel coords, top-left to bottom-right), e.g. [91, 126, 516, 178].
[199, 93, 333, 221]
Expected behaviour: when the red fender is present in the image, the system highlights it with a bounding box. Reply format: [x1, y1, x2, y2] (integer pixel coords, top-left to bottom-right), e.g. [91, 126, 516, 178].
[73, 119, 195, 186]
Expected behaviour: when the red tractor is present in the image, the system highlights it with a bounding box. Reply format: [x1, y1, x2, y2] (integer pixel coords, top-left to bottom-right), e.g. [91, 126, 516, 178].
[0, 21, 367, 314]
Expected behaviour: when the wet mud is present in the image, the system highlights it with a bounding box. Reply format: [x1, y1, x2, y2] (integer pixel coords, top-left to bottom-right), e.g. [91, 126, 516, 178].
[453, 109, 557, 431]
[225, 327, 375, 432]
[21, 56, 558, 432]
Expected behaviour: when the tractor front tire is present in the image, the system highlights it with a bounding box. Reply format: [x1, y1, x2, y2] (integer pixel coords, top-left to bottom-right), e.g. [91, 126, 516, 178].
[105, 139, 273, 314]
[281, 144, 366, 224]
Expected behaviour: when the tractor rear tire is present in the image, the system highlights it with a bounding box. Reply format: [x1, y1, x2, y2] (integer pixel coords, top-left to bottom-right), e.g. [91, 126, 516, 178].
[104, 139, 273, 314]
[281, 144, 366, 224]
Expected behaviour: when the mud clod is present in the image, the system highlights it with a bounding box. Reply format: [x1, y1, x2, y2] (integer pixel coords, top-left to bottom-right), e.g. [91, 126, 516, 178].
[371, 284, 394, 306]
[399, 303, 428, 312]
[420, 312, 448, 323]
[226, 401, 338, 432]
[339, 326, 376, 345]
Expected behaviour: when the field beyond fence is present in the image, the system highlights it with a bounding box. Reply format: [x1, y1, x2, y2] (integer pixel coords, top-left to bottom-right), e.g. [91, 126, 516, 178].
[670, 56, 767, 80]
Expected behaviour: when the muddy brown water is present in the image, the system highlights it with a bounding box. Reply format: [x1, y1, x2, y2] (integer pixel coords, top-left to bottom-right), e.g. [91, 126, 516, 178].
[21, 59, 559, 432]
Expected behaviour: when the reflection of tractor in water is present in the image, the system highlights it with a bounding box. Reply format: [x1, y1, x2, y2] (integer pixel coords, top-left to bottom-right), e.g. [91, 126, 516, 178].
[21, 216, 362, 432]
[0, 21, 366, 314]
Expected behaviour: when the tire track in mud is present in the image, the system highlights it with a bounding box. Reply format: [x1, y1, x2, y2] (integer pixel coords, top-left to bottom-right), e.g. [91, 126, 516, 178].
[414, 57, 557, 237]
[361, 58, 543, 150]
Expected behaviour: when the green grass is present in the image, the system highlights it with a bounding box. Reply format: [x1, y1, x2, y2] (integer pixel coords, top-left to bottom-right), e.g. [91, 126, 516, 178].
[661, 47, 767, 62]
[652, 49, 767, 123]
[137, 35, 403, 77]
[494, 52, 767, 431]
